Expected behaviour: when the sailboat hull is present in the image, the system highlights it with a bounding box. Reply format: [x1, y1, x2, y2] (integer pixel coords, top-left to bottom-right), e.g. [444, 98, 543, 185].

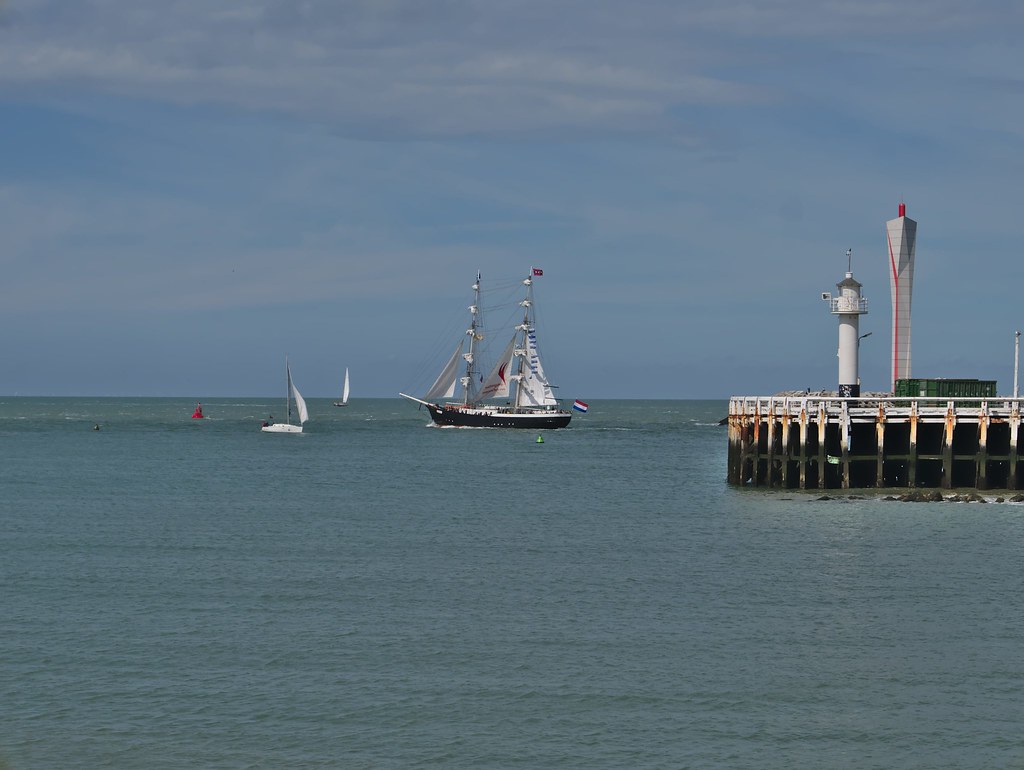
[428, 404, 571, 429]
[261, 423, 303, 433]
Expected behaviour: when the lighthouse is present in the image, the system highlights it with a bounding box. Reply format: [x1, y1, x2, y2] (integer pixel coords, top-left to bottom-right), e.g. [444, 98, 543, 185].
[887, 202, 918, 391]
[823, 250, 868, 397]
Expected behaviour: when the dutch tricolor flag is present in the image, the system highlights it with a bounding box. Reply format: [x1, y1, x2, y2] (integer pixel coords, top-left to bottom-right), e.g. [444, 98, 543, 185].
[572, 400, 589, 413]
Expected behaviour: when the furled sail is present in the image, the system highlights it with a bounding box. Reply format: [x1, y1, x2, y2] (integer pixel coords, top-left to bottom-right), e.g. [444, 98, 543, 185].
[479, 335, 517, 400]
[425, 340, 464, 401]
[516, 327, 559, 407]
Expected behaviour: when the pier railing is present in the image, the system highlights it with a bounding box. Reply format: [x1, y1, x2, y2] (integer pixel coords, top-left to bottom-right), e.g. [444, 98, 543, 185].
[828, 296, 868, 314]
[729, 395, 1022, 420]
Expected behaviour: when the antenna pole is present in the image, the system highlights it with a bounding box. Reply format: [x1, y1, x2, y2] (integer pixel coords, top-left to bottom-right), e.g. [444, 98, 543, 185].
[1015, 331, 1021, 399]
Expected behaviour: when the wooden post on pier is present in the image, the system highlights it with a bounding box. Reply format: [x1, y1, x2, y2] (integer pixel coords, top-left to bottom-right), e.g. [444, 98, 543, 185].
[817, 401, 827, 489]
[798, 403, 808, 490]
[977, 405, 989, 490]
[876, 401, 886, 488]
[727, 407, 739, 485]
[840, 400, 851, 490]
[781, 407, 791, 488]
[1010, 406, 1020, 490]
[752, 412, 761, 485]
[942, 401, 956, 490]
[908, 400, 918, 488]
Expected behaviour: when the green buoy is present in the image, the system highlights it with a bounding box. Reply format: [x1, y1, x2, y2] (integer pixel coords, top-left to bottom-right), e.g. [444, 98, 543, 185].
[536, 435, 544, 443]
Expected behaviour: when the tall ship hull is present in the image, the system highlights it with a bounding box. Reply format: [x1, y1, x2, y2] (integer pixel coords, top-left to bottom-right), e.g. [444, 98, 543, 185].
[427, 403, 571, 429]
[401, 268, 573, 429]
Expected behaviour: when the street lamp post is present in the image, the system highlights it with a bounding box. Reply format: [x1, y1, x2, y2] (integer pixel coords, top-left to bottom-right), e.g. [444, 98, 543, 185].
[857, 332, 872, 389]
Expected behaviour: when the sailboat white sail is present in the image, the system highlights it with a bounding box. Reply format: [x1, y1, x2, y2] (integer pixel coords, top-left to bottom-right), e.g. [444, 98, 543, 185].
[263, 358, 308, 433]
[517, 327, 559, 407]
[424, 341, 464, 401]
[479, 335, 517, 400]
[291, 369, 309, 424]
[400, 269, 571, 428]
[334, 367, 350, 407]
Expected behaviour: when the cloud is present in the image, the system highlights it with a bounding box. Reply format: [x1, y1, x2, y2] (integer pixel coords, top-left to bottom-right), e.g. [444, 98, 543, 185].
[1, 0, 1018, 154]
[12, 0, 994, 141]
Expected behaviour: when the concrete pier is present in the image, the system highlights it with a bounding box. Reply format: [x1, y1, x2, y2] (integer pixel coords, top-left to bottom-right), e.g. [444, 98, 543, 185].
[727, 394, 1024, 490]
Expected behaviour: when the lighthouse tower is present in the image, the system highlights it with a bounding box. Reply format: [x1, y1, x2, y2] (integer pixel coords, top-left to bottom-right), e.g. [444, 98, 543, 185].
[824, 251, 868, 397]
[887, 202, 918, 391]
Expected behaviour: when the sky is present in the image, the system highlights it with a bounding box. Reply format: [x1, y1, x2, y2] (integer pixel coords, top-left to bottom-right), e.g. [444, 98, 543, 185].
[2, 0, 1023, 399]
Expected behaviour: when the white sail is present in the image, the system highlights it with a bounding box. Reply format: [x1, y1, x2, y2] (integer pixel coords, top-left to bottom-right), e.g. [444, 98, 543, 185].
[288, 366, 309, 424]
[479, 334, 517, 400]
[342, 368, 350, 404]
[425, 340, 464, 401]
[517, 327, 559, 407]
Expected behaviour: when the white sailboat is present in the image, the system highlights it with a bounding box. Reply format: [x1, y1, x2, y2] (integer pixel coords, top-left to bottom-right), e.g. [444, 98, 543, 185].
[262, 358, 309, 433]
[400, 268, 571, 429]
[333, 367, 350, 407]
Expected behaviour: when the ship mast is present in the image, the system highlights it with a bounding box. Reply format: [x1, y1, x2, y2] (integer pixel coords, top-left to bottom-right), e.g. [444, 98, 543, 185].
[285, 357, 293, 424]
[512, 271, 534, 409]
[461, 272, 482, 406]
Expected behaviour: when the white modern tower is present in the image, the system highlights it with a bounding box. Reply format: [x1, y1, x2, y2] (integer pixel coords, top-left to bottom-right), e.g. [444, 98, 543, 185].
[887, 202, 918, 391]
[824, 251, 868, 397]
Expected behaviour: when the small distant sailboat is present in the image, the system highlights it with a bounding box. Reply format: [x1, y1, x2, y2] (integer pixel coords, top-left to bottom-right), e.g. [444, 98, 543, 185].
[262, 358, 309, 433]
[334, 368, 350, 407]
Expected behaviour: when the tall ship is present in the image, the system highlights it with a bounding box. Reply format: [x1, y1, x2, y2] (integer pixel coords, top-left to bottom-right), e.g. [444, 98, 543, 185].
[400, 269, 572, 429]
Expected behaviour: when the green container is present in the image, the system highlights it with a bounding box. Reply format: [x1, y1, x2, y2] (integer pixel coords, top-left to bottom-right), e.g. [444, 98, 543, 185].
[894, 378, 998, 398]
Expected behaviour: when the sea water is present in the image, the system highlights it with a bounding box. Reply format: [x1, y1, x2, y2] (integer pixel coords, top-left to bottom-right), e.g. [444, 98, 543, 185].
[1, 398, 1022, 769]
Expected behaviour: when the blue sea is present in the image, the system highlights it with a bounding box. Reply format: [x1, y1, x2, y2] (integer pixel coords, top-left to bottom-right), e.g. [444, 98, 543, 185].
[2, 398, 1022, 769]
